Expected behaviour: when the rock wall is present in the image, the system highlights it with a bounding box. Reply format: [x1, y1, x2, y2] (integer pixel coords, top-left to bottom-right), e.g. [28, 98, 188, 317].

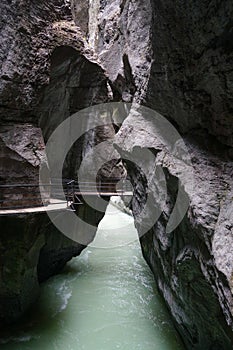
[0, 0, 85, 124]
[140, 2, 233, 347]
[0, 124, 49, 208]
[76, 0, 233, 348]
[148, 0, 233, 149]
[0, 0, 118, 325]
[0, 199, 107, 325]
[115, 111, 233, 349]
[0, 213, 46, 325]
[1, 0, 233, 348]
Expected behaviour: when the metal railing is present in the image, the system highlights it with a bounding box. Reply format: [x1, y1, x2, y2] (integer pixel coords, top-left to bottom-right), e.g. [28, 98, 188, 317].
[0, 178, 133, 210]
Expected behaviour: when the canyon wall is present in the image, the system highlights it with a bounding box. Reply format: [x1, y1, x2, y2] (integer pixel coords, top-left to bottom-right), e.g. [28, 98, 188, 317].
[0, 0, 115, 325]
[75, 0, 233, 348]
[1, 0, 233, 349]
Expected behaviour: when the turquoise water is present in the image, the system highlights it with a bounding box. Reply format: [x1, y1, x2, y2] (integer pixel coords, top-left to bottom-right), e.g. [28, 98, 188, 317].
[0, 202, 184, 350]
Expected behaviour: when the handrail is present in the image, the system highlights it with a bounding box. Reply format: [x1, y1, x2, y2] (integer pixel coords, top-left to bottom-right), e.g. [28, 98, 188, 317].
[0, 178, 133, 211]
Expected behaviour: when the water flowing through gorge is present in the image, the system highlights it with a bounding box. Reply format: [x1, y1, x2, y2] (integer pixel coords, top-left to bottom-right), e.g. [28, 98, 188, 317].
[0, 202, 184, 350]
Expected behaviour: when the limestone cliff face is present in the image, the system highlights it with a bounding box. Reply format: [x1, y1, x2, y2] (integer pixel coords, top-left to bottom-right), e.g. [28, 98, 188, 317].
[75, 0, 233, 348]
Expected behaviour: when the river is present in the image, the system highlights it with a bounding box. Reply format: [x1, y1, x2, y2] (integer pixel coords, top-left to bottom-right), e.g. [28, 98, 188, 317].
[0, 201, 184, 350]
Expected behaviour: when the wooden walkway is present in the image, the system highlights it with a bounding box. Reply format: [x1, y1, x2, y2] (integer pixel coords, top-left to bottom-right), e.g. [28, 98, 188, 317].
[0, 199, 68, 215]
[0, 179, 133, 215]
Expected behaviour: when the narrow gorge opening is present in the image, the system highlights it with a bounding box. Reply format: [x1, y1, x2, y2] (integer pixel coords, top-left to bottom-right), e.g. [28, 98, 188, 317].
[0, 200, 184, 350]
[0, 1, 233, 349]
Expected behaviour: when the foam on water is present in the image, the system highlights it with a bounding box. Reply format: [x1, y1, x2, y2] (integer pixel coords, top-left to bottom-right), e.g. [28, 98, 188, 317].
[54, 282, 73, 315]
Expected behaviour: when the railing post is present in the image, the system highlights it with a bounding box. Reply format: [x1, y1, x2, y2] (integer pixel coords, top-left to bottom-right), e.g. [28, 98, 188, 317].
[67, 180, 75, 208]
